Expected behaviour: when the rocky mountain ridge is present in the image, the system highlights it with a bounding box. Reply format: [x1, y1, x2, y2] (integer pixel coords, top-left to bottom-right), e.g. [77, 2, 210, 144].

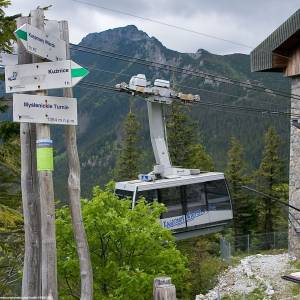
[43, 25, 290, 199]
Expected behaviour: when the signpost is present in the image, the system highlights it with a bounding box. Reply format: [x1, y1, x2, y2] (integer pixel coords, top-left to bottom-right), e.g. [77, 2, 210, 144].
[5, 59, 89, 93]
[0, 52, 18, 66]
[15, 23, 66, 61]
[13, 93, 78, 125]
[8, 9, 92, 299]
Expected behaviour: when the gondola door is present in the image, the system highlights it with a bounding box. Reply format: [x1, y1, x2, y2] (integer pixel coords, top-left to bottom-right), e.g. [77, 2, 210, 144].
[184, 183, 210, 228]
[157, 186, 186, 230]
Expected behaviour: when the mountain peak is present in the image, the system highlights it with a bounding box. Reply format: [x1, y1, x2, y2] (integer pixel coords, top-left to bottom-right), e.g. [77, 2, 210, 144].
[80, 25, 150, 47]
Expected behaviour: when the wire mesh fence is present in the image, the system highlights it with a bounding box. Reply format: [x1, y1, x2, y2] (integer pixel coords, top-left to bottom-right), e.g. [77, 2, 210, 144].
[0, 232, 23, 297]
[220, 231, 288, 260]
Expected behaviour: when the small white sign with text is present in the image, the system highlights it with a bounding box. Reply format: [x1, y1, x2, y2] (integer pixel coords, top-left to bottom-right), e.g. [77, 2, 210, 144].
[13, 93, 78, 125]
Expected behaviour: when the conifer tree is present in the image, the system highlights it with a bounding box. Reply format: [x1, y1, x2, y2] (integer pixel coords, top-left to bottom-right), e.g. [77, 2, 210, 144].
[225, 137, 255, 239]
[186, 144, 214, 171]
[167, 103, 214, 170]
[115, 110, 141, 181]
[255, 127, 285, 236]
[167, 104, 196, 167]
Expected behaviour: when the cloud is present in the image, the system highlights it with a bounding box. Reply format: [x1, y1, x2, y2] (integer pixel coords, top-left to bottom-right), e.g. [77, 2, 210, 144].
[4, 0, 300, 54]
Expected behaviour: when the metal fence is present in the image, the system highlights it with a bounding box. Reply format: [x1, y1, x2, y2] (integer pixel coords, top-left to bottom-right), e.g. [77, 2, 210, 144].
[220, 231, 288, 260]
[0, 233, 23, 297]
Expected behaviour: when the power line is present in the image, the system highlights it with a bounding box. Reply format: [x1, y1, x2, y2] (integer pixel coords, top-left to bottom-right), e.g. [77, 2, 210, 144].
[84, 64, 291, 110]
[77, 83, 286, 120]
[78, 80, 300, 119]
[242, 186, 299, 212]
[71, 0, 290, 64]
[72, 0, 252, 49]
[70, 44, 297, 101]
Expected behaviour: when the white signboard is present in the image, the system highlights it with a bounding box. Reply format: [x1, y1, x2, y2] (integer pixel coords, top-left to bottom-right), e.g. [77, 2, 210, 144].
[5, 60, 89, 93]
[13, 93, 78, 125]
[0, 52, 18, 66]
[14, 23, 66, 61]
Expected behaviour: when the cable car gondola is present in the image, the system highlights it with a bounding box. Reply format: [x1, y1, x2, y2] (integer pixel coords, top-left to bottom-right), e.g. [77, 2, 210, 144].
[114, 74, 233, 239]
[116, 172, 232, 239]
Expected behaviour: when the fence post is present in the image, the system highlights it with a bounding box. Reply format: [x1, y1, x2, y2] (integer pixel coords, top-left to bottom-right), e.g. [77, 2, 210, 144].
[153, 277, 176, 300]
[247, 234, 250, 254]
[274, 232, 276, 249]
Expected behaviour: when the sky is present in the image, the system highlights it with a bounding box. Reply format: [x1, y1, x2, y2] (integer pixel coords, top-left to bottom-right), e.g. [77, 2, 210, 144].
[4, 0, 300, 55]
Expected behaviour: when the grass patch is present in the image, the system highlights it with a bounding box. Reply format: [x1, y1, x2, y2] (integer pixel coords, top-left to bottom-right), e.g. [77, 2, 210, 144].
[292, 284, 300, 297]
[222, 287, 265, 299]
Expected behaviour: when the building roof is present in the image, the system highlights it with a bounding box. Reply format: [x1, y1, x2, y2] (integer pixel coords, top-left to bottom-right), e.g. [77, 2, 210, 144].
[251, 9, 300, 73]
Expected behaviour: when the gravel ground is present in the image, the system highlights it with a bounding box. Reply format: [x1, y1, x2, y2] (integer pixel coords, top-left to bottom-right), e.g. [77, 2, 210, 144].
[196, 253, 298, 299]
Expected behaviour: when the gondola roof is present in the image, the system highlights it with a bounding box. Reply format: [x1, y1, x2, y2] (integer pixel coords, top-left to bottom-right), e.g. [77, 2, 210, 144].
[115, 172, 225, 191]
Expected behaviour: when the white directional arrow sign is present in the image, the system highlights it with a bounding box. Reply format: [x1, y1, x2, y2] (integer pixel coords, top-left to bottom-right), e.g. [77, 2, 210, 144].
[13, 93, 77, 125]
[0, 52, 18, 66]
[14, 23, 66, 61]
[5, 60, 89, 93]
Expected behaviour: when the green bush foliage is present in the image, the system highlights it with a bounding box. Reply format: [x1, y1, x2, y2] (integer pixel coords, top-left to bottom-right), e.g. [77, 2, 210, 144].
[56, 185, 190, 299]
[177, 235, 227, 297]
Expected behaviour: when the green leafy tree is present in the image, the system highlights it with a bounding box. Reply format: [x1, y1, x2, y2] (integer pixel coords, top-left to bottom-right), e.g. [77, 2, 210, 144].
[0, 0, 20, 215]
[0, 106, 21, 217]
[0, 2, 23, 296]
[177, 235, 226, 297]
[167, 104, 214, 170]
[0, 0, 16, 53]
[0, 110, 22, 297]
[255, 127, 286, 236]
[115, 111, 141, 181]
[225, 137, 256, 239]
[56, 184, 190, 299]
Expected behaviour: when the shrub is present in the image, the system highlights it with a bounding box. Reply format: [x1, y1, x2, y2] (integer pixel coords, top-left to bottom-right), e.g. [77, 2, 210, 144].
[56, 185, 190, 299]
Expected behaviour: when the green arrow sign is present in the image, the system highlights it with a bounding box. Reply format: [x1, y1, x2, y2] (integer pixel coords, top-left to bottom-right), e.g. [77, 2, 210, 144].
[15, 28, 27, 41]
[14, 23, 66, 61]
[5, 60, 89, 93]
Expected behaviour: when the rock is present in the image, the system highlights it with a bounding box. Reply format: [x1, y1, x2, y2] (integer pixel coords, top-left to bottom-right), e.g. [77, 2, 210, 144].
[196, 253, 291, 299]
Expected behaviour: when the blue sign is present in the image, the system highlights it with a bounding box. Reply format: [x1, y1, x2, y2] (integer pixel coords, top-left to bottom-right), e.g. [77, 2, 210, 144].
[162, 215, 185, 229]
[186, 209, 208, 222]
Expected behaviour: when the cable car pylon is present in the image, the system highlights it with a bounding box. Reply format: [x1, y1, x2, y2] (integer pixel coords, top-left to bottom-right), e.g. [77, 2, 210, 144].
[115, 74, 233, 239]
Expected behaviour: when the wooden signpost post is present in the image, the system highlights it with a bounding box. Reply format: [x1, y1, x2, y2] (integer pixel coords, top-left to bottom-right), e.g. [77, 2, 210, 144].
[16, 14, 42, 300]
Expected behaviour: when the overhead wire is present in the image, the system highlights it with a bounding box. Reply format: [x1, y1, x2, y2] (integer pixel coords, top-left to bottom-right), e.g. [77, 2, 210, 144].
[72, 0, 254, 49]
[77, 83, 287, 120]
[242, 185, 300, 233]
[71, 0, 290, 63]
[78, 80, 300, 119]
[242, 186, 300, 213]
[82, 64, 292, 111]
[70, 43, 297, 101]
[79, 64, 297, 118]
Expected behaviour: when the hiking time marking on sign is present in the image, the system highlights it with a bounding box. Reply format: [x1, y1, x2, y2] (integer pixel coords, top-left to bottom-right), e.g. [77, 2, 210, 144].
[13, 93, 78, 125]
[15, 23, 66, 61]
[5, 60, 89, 93]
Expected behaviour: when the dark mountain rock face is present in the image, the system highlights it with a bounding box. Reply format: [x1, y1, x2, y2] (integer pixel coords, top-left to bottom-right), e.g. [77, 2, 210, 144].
[53, 25, 290, 200]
